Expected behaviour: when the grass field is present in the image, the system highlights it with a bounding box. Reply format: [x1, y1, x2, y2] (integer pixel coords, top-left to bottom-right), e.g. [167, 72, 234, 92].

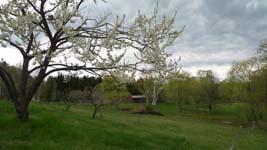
[0, 100, 266, 150]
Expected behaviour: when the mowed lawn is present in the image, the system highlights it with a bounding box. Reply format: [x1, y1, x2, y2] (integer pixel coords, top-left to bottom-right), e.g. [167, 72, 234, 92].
[0, 101, 266, 150]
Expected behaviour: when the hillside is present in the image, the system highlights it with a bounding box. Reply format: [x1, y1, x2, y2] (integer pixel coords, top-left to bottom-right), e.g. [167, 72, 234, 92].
[0, 101, 266, 150]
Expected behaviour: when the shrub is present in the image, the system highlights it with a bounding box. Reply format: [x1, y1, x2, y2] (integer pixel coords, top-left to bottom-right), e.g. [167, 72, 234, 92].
[144, 104, 154, 112]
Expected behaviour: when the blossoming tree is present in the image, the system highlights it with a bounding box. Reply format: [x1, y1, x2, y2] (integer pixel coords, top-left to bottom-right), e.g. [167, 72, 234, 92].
[0, 0, 182, 120]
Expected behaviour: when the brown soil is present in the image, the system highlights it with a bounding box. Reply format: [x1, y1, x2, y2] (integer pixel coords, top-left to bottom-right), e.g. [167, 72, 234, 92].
[131, 111, 164, 116]
[120, 107, 164, 116]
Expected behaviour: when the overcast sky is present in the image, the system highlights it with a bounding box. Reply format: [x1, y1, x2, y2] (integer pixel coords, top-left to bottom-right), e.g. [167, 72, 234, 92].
[1, 0, 267, 79]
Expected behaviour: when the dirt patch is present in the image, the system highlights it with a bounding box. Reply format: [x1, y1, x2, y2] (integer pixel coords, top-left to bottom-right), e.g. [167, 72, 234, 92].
[130, 107, 164, 116]
[220, 121, 248, 127]
[120, 107, 133, 111]
[131, 111, 164, 116]
[120, 107, 164, 116]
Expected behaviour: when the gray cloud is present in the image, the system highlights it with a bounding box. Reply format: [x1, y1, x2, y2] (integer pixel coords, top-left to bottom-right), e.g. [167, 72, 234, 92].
[32, 0, 267, 78]
[155, 0, 267, 78]
[1, 0, 267, 79]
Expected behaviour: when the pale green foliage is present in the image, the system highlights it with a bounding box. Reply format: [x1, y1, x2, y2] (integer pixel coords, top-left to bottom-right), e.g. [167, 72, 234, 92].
[228, 57, 260, 82]
[226, 56, 267, 107]
[226, 54, 267, 123]
[91, 84, 104, 103]
[138, 56, 179, 107]
[141, 77, 154, 103]
[218, 79, 247, 102]
[98, 76, 129, 102]
[164, 72, 194, 104]
[250, 72, 266, 102]
[197, 70, 219, 111]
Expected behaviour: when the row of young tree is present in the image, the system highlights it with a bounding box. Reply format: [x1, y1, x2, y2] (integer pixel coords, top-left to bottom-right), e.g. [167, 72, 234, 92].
[164, 70, 219, 113]
[37, 74, 130, 118]
[164, 44, 267, 125]
[38, 55, 267, 114]
[2, 50, 267, 121]
[0, 60, 265, 124]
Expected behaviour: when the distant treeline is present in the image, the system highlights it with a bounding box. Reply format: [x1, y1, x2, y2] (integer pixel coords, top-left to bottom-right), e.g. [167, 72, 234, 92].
[38, 74, 102, 102]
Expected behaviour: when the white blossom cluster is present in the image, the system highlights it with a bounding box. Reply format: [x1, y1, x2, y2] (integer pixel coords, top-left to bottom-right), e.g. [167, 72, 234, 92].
[0, 0, 182, 77]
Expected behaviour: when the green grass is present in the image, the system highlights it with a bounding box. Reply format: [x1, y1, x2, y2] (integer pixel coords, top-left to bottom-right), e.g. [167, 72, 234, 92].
[0, 100, 267, 150]
[158, 102, 265, 123]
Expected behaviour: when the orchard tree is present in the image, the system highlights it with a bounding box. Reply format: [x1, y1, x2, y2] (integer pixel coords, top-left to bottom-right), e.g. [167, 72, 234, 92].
[110, 69, 135, 109]
[164, 71, 192, 104]
[218, 79, 247, 102]
[228, 58, 260, 82]
[197, 70, 219, 113]
[250, 69, 267, 107]
[141, 58, 179, 108]
[87, 75, 130, 118]
[0, 0, 182, 120]
[257, 39, 267, 109]
[228, 57, 265, 125]
[86, 85, 104, 119]
[126, 81, 142, 96]
[227, 58, 260, 104]
[137, 77, 153, 105]
[100, 75, 130, 110]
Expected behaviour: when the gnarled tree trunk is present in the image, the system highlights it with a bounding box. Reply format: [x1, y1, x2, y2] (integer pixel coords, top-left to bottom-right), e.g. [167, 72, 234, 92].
[16, 100, 30, 121]
[0, 66, 26, 120]
[0, 62, 46, 121]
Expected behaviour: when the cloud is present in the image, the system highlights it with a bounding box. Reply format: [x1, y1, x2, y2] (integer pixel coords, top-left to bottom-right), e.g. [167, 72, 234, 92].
[0, 48, 22, 66]
[183, 64, 232, 80]
[160, 0, 267, 79]
[1, 0, 267, 79]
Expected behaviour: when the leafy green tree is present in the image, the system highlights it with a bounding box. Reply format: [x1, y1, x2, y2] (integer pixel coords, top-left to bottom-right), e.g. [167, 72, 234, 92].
[140, 58, 179, 108]
[39, 77, 56, 102]
[164, 72, 193, 104]
[257, 40, 267, 109]
[227, 57, 267, 126]
[100, 76, 129, 110]
[126, 81, 142, 95]
[197, 70, 219, 113]
[136, 77, 153, 104]
[85, 85, 104, 119]
[249, 68, 267, 113]
[218, 79, 247, 102]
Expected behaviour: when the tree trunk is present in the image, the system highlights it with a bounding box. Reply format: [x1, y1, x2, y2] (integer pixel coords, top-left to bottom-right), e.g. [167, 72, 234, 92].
[145, 91, 149, 104]
[252, 108, 257, 122]
[208, 105, 212, 114]
[152, 100, 157, 109]
[65, 102, 71, 111]
[15, 100, 30, 121]
[115, 100, 119, 110]
[152, 83, 158, 109]
[0, 66, 29, 121]
[92, 105, 98, 119]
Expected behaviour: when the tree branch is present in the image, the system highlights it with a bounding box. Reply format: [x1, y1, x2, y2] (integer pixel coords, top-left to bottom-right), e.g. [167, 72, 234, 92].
[4, 38, 26, 57]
